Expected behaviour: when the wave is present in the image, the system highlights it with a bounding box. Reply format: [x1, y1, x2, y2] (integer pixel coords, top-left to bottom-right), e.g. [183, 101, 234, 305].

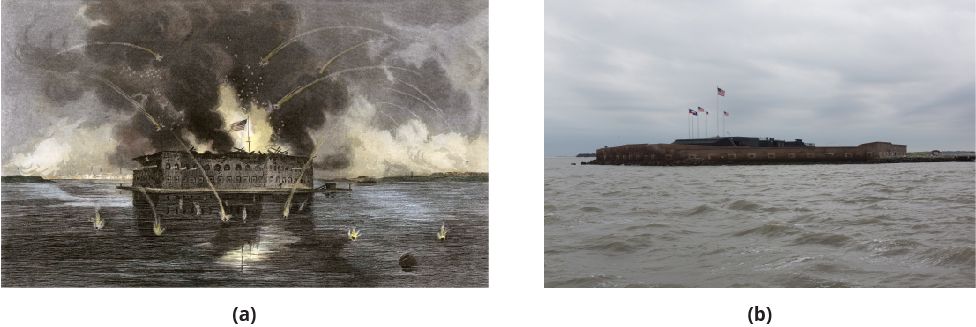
[727, 200, 761, 212]
[699, 246, 735, 256]
[591, 241, 637, 253]
[580, 206, 603, 212]
[684, 204, 718, 216]
[625, 207, 659, 217]
[852, 239, 923, 256]
[855, 182, 884, 189]
[788, 214, 820, 224]
[544, 212, 560, 222]
[808, 262, 859, 273]
[732, 222, 801, 237]
[773, 273, 855, 288]
[623, 223, 670, 231]
[792, 232, 852, 246]
[545, 274, 622, 288]
[914, 246, 975, 267]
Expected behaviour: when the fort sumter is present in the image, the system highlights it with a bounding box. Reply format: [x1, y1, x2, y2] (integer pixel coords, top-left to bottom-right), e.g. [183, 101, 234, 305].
[585, 136, 912, 166]
[116, 150, 351, 220]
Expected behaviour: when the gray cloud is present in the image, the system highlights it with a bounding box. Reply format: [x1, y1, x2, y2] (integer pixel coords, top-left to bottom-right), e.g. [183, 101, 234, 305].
[546, 0, 974, 156]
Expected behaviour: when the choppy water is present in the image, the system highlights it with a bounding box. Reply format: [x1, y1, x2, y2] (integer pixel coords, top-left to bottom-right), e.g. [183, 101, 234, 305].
[545, 157, 975, 287]
[2, 179, 487, 287]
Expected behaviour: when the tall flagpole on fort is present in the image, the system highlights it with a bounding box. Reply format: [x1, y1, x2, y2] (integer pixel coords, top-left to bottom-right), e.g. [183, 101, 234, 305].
[717, 86, 725, 137]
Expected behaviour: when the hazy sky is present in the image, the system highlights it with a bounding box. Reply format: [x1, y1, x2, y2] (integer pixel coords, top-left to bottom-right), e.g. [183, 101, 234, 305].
[545, 0, 974, 156]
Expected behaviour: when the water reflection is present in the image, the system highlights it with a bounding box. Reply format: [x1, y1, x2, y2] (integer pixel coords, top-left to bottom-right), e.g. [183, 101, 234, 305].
[130, 192, 372, 284]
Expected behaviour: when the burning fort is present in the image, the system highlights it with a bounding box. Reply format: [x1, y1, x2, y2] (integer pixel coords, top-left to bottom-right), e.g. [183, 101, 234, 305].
[4, 0, 489, 179]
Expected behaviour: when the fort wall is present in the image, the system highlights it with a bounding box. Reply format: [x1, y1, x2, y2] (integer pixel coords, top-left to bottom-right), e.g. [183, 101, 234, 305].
[131, 151, 312, 190]
[592, 142, 906, 165]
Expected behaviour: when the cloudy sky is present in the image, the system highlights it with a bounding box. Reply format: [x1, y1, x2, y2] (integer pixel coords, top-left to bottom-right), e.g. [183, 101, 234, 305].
[546, 0, 974, 156]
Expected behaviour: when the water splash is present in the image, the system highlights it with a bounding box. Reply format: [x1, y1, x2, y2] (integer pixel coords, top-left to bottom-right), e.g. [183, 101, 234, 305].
[437, 224, 446, 242]
[153, 220, 165, 236]
[135, 187, 164, 236]
[176, 146, 229, 221]
[242, 207, 247, 223]
[193, 202, 201, 216]
[347, 227, 361, 241]
[283, 130, 334, 218]
[261, 26, 397, 65]
[92, 205, 104, 230]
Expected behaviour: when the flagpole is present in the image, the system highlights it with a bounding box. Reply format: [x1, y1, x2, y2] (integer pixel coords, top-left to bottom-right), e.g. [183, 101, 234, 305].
[716, 86, 719, 138]
[247, 114, 252, 152]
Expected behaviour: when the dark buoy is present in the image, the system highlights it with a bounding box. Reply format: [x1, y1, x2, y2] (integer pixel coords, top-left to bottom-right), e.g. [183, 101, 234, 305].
[399, 253, 418, 268]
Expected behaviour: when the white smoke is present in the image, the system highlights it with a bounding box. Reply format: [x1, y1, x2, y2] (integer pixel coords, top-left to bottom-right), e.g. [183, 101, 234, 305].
[317, 95, 488, 178]
[384, 7, 489, 134]
[3, 118, 119, 177]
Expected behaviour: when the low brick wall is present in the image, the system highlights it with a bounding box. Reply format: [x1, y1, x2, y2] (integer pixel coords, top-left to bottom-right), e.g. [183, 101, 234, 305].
[591, 142, 906, 165]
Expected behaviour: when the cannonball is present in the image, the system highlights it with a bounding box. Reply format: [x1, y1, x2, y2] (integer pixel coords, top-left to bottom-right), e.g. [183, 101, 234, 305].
[398, 252, 418, 268]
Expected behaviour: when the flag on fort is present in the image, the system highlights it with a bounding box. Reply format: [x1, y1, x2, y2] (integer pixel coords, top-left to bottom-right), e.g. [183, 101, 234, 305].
[724, 111, 729, 116]
[698, 107, 705, 112]
[229, 119, 248, 131]
[717, 87, 725, 96]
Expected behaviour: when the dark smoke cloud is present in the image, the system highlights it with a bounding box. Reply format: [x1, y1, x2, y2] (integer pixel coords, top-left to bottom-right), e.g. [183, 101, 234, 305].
[17, 0, 350, 161]
[9, 0, 488, 175]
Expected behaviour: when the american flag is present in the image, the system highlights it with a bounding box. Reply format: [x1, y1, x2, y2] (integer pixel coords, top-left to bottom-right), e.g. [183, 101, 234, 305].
[724, 111, 729, 116]
[698, 107, 705, 112]
[229, 119, 248, 131]
[717, 87, 725, 96]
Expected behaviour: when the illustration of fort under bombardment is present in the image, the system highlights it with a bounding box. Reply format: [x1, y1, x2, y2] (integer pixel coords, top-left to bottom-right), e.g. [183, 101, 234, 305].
[3, 0, 488, 288]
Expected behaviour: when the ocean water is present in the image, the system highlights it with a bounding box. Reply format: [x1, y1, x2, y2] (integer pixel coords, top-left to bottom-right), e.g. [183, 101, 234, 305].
[545, 157, 975, 287]
[2, 179, 488, 287]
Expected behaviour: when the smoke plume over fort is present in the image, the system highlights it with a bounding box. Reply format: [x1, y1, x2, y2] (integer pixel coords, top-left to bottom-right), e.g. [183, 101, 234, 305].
[2, 0, 488, 178]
